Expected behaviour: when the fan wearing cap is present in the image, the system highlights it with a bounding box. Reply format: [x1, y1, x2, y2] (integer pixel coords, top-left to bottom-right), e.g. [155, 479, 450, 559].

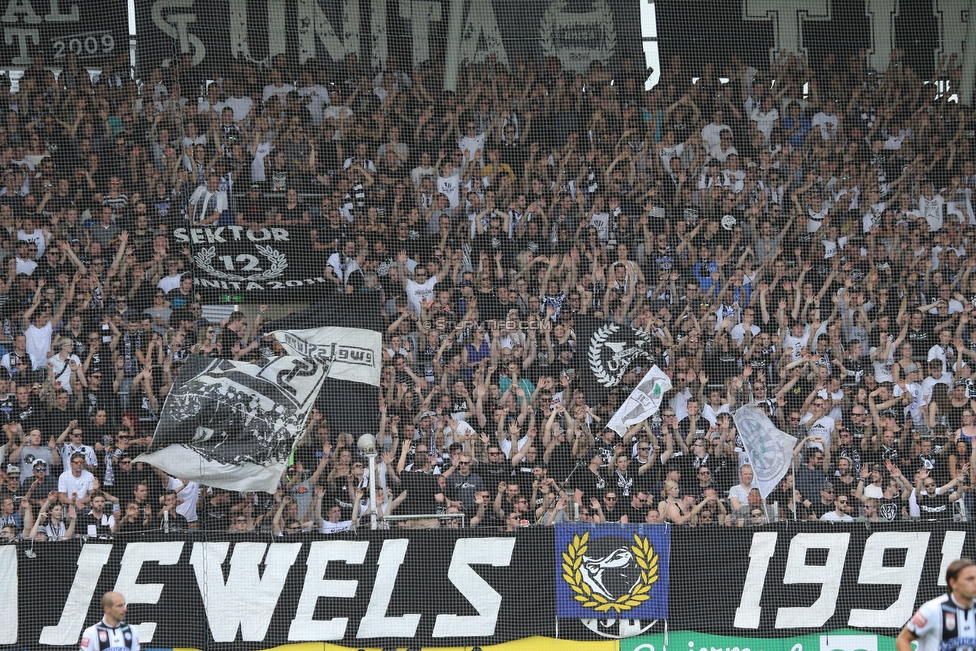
[17, 459, 58, 509]
[58, 451, 95, 510]
[1, 464, 22, 501]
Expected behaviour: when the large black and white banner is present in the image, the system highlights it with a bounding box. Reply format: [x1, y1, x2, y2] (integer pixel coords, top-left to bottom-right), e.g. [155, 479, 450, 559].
[265, 295, 384, 435]
[5, 524, 976, 650]
[137, 351, 329, 492]
[0, 0, 127, 67]
[655, 0, 950, 78]
[135, 0, 642, 75]
[176, 225, 330, 304]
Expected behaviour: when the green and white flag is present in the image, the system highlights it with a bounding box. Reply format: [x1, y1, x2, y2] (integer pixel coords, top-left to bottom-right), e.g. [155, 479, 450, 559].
[606, 365, 672, 436]
[733, 403, 797, 498]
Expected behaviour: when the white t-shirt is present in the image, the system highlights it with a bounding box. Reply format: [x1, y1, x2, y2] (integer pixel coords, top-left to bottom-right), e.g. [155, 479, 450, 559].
[319, 520, 353, 534]
[25, 322, 53, 370]
[167, 476, 200, 523]
[157, 273, 184, 293]
[811, 112, 839, 140]
[701, 123, 731, 149]
[298, 85, 331, 125]
[49, 354, 81, 393]
[223, 96, 254, 122]
[405, 276, 439, 316]
[250, 141, 272, 182]
[263, 82, 296, 104]
[658, 143, 684, 174]
[458, 133, 486, 163]
[820, 511, 853, 522]
[782, 328, 809, 361]
[751, 107, 779, 141]
[58, 469, 95, 501]
[799, 414, 835, 451]
[437, 173, 461, 209]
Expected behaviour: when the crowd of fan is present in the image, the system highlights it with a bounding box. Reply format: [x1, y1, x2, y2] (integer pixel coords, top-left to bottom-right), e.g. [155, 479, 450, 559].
[1, 44, 976, 539]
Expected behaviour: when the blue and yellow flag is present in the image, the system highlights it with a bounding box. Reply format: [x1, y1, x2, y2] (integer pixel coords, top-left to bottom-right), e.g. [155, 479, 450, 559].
[555, 524, 670, 619]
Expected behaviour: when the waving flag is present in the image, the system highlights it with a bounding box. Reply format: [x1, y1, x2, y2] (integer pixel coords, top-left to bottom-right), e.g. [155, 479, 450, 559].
[733, 404, 797, 498]
[606, 365, 672, 436]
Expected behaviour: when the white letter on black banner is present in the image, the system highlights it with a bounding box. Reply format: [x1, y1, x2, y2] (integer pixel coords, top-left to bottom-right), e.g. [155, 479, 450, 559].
[734, 532, 778, 629]
[398, 0, 442, 70]
[433, 537, 515, 637]
[848, 532, 928, 628]
[289, 541, 369, 641]
[113, 542, 185, 642]
[190, 542, 300, 642]
[775, 533, 849, 628]
[39, 543, 114, 645]
[939, 530, 968, 587]
[357, 539, 420, 638]
[0, 546, 16, 644]
[742, 0, 830, 61]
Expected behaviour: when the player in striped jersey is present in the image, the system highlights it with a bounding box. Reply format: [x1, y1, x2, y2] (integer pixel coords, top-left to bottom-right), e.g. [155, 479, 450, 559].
[898, 558, 976, 651]
[79, 592, 139, 651]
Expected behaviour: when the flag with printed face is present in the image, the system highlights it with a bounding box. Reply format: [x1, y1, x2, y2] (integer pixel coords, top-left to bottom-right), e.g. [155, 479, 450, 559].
[732, 404, 797, 498]
[137, 354, 330, 493]
[606, 365, 672, 436]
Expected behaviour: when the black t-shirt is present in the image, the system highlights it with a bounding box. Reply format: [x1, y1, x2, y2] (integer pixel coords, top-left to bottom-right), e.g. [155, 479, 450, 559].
[79, 510, 115, 538]
[544, 442, 576, 483]
[44, 407, 79, 442]
[601, 504, 629, 523]
[916, 490, 955, 521]
[475, 460, 513, 495]
[810, 498, 834, 519]
[573, 467, 608, 503]
[510, 462, 536, 496]
[878, 496, 902, 521]
[398, 470, 441, 515]
[621, 502, 647, 524]
[11, 399, 44, 434]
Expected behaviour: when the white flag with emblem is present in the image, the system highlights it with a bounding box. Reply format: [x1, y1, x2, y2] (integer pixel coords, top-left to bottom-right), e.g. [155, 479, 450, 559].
[732, 404, 797, 498]
[271, 326, 382, 386]
[606, 365, 672, 436]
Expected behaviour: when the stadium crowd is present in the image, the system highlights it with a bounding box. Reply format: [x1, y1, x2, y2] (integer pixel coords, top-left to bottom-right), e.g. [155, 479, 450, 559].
[1, 43, 976, 539]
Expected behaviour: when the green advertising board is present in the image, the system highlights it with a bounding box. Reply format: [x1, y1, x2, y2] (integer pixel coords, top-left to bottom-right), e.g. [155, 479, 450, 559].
[621, 629, 899, 651]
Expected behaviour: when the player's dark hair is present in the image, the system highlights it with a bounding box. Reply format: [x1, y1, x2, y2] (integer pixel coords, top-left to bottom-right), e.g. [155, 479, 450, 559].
[946, 558, 975, 592]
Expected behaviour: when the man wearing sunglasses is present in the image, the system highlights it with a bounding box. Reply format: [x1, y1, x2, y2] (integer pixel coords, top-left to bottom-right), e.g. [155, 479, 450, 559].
[914, 468, 968, 521]
[58, 451, 95, 510]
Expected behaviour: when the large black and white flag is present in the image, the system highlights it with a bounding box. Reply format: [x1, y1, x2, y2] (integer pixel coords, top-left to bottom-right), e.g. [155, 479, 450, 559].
[137, 353, 330, 493]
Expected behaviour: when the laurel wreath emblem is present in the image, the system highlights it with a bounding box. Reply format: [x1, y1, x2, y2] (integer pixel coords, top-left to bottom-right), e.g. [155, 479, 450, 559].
[562, 532, 658, 613]
[588, 323, 620, 387]
[194, 245, 288, 282]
